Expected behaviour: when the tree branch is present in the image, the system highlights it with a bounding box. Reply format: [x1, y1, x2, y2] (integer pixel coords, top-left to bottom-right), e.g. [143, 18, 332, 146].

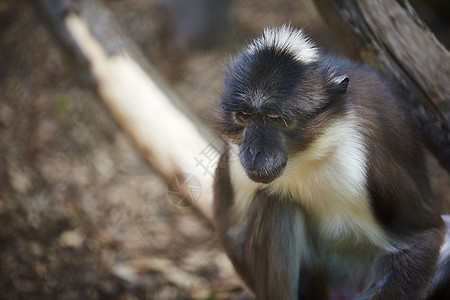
[29, 0, 221, 220]
[315, 0, 450, 173]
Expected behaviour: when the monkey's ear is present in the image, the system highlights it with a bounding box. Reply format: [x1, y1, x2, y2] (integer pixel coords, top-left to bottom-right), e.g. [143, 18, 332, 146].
[331, 75, 349, 94]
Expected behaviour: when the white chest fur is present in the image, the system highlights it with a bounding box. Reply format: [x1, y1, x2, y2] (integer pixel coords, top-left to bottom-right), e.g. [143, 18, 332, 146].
[227, 116, 395, 253]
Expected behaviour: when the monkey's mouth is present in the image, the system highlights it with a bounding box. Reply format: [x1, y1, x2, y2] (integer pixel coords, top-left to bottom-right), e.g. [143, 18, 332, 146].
[238, 146, 287, 184]
[245, 167, 284, 184]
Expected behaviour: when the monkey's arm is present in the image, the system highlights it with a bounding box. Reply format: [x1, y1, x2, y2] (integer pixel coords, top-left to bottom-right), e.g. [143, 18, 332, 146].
[359, 133, 446, 300]
[214, 165, 305, 298]
[213, 150, 255, 287]
[214, 150, 321, 299]
[244, 190, 315, 300]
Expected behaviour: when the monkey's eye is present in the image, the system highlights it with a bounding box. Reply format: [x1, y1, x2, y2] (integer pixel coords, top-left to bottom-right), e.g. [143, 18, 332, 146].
[234, 111, 252, 126]
[267, 114, 292, 128]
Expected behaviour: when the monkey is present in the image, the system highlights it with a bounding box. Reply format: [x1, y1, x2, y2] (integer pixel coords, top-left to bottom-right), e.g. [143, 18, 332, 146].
[212, 25, 450, 300]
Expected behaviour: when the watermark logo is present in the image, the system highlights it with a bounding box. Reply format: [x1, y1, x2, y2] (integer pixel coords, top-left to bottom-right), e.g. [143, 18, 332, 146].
[194, 141, 221, 178]
[167, 173, 202, 207]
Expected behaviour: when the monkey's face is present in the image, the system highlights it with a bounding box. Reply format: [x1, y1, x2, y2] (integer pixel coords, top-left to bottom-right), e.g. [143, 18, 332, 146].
[218, 48, 319, 183]
[218, 39, 349, 184]
[232, 111, 293, 183]
[217, 51, 307, 183]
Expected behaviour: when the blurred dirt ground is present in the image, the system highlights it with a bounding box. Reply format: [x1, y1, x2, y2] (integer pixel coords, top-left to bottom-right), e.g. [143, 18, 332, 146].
[0, 1, 449, 300]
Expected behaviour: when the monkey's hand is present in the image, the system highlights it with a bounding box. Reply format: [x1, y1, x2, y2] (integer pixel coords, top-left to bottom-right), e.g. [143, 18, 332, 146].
[368, 228, 443, 300]
[352, 272, 390, 300]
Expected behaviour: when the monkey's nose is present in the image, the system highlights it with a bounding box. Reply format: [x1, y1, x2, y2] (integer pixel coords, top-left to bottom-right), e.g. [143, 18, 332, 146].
[248, 147, 262, 166]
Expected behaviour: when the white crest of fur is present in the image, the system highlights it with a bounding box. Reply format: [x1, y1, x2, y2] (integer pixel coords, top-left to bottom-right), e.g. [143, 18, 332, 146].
[246, 25, 318, 64]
